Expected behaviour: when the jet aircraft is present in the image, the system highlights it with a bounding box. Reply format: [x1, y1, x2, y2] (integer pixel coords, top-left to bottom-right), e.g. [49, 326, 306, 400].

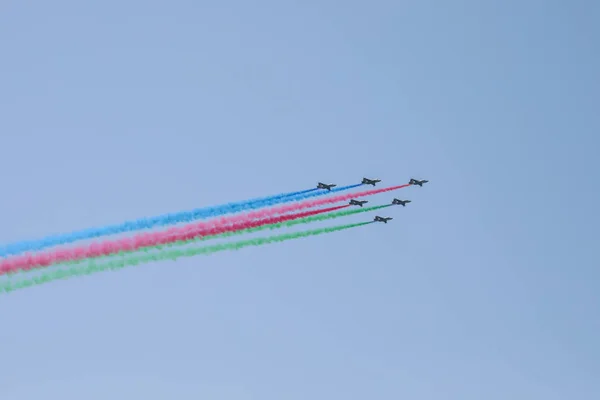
[374, 216, 393, 223]
[362, 177, 381, 186]
[349, 199, 368, 207]
[392, 199, 411, 206]
[409, 178, 429, 186]
[317, 182, 336, 191]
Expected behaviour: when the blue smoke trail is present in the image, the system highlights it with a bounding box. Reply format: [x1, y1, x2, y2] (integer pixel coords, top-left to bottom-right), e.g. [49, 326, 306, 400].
[0, 184, 363, 257]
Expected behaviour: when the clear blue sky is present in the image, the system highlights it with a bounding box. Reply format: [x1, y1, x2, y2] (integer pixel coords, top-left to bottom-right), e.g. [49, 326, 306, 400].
[1, 1, 598, 399]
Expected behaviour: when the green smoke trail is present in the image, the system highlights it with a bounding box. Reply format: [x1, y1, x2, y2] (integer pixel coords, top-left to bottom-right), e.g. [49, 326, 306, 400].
[0, 221, 372, 293]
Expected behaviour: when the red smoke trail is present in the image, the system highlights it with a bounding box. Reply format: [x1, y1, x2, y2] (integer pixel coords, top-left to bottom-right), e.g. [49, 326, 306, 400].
[0, 205, 349, 274]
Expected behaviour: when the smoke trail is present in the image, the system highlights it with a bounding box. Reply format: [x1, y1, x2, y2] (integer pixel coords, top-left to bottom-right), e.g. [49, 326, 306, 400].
[52, 204, 392, 268]
[0, 222, 372, 293]
[0, 183, 361, 257]
[0, 183, 404, 274]
[0, 204, 351, 274]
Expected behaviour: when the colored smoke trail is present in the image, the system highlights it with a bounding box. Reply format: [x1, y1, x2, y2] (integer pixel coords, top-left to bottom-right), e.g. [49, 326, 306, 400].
[53, 204, 393, 268]
[0, 183, 402, 274]
[0, 205, 351, 274]
[0, 184, 362, 257]
[0, 222, 372, 293]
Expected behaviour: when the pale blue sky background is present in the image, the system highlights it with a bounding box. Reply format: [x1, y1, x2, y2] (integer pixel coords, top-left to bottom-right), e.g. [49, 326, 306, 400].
[1, 0, 598, 399]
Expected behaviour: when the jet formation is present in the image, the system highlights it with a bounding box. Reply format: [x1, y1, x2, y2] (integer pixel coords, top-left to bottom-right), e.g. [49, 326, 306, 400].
[315, 177, 428, 224]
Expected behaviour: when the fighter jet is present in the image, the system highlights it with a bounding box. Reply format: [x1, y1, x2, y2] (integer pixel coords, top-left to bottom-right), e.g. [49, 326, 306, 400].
[392, 199, 411, 206]
[317, 182, 336, 191]
[349, 199, 368, 207]
[374, 216, 393, 223]
[362, 177, 381, 186]
[409, 178, 429, 186]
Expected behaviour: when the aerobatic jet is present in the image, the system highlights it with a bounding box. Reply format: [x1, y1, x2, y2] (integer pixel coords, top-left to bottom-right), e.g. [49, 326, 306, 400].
[349, 199, 368, 207]
[362, 177, 381, 186]
[374, 216, 393, 223]
[392, 199, 411, 206]
[409, 178, 429, 186]
[317, 182, 337, 191]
